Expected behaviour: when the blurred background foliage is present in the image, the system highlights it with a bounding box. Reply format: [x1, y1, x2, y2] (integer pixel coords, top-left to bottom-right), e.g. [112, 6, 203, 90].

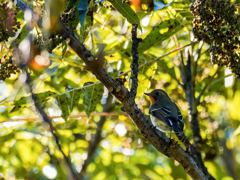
[0, 0, 240, 179]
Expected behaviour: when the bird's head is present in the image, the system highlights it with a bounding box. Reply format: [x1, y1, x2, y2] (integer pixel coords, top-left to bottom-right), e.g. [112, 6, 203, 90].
[144, 89, 169, 105]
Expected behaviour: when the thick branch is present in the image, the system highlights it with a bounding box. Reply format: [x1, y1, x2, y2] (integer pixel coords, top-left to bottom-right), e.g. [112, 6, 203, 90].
[183, 53, 202, 144]
[58, 23, 208, 179]
[130, 24, 141, 98]
[13, 1, 213, 179]
[182, 51, 215, 180]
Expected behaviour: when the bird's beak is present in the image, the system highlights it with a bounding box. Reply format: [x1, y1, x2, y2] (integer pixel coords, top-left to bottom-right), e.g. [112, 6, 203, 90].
[144, 93, 155, 105]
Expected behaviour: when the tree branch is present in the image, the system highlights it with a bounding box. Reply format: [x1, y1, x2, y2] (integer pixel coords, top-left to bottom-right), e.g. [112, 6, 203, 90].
[172, 35, 187, 85]
[130, 24, 141, 99]
[13, 1, 213, 179]
[130, 24, 141, 98]
[12, 2, 82, 178]
[25, 71, 83, 180]
[182, 49, 215, 180]
[56, 18, 211, 180]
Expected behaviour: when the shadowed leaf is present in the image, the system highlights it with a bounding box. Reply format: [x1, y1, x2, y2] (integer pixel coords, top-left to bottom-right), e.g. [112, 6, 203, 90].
[83, 82, 104, 117]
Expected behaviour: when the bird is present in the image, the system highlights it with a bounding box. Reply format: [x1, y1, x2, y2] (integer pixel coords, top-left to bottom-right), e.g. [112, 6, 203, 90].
[144, 89, 184, 137]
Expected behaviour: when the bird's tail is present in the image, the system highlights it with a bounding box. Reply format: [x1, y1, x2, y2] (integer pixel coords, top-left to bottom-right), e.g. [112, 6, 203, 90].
[171, 117, 182, 133]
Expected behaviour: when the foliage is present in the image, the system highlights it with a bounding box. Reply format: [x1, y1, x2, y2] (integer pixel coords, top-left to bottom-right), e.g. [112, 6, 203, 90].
[0, 55, 20, 81]
[0, 0, 239, 180]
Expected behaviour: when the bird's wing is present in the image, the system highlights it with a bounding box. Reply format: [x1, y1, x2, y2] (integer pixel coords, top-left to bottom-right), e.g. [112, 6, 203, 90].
[149, 103, 174, 128]
[173, 103, 184, 131]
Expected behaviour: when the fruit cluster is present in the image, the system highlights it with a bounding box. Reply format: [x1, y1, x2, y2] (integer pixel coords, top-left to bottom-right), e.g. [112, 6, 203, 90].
[61, 7, 78, 31]
[190, 0, 240, 78]
[0, 56, 20, 81]
[0, 1, 20, 42]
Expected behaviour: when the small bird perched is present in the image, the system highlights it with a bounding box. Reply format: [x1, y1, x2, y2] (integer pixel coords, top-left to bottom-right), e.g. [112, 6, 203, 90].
[144, 89, 184, 136]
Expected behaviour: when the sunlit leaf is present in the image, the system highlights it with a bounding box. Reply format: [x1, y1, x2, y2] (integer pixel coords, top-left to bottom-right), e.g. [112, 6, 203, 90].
[138, 19, 182, 52]
[137, 60, 157, 97]
[110, 0, 142, 30]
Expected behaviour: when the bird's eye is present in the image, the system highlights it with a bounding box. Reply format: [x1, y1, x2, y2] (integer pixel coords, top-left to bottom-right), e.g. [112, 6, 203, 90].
[156, 92, 159, 96]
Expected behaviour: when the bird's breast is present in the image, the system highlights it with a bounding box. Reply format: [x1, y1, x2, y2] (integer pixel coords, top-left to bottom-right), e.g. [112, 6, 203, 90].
[150, 115, 172, 132]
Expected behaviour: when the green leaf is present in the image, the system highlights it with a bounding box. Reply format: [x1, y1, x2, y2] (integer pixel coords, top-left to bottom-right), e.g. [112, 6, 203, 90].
[157, 58, 176, 79]
[10, 105, 23, 113]
[70, 89, 82, 111]
[57, 93, 71, 121]
[15, 24, 29, 44]
[83, 82, 104, 117]
[63, 0, 78, 12]
[14, 97, 27, 106]
[112, 102, 122, 115]
[35, 91, 57, 102]
[54, 88, 82, 120]
[13, 91, 57, 106]
[110, 0, 142, 30]
[10, 91, 57, 113]
[137, 60, 157, 97]
[138, 19, 182, 53]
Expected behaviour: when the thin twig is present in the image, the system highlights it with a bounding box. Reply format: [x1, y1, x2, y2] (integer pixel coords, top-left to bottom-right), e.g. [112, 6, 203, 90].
[50, 55, 84, 67]
[1, 112, 129, 123]
[119, 41, 198, 77]
[172, 35, 186, 83]
[25, 71, 83, 180]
